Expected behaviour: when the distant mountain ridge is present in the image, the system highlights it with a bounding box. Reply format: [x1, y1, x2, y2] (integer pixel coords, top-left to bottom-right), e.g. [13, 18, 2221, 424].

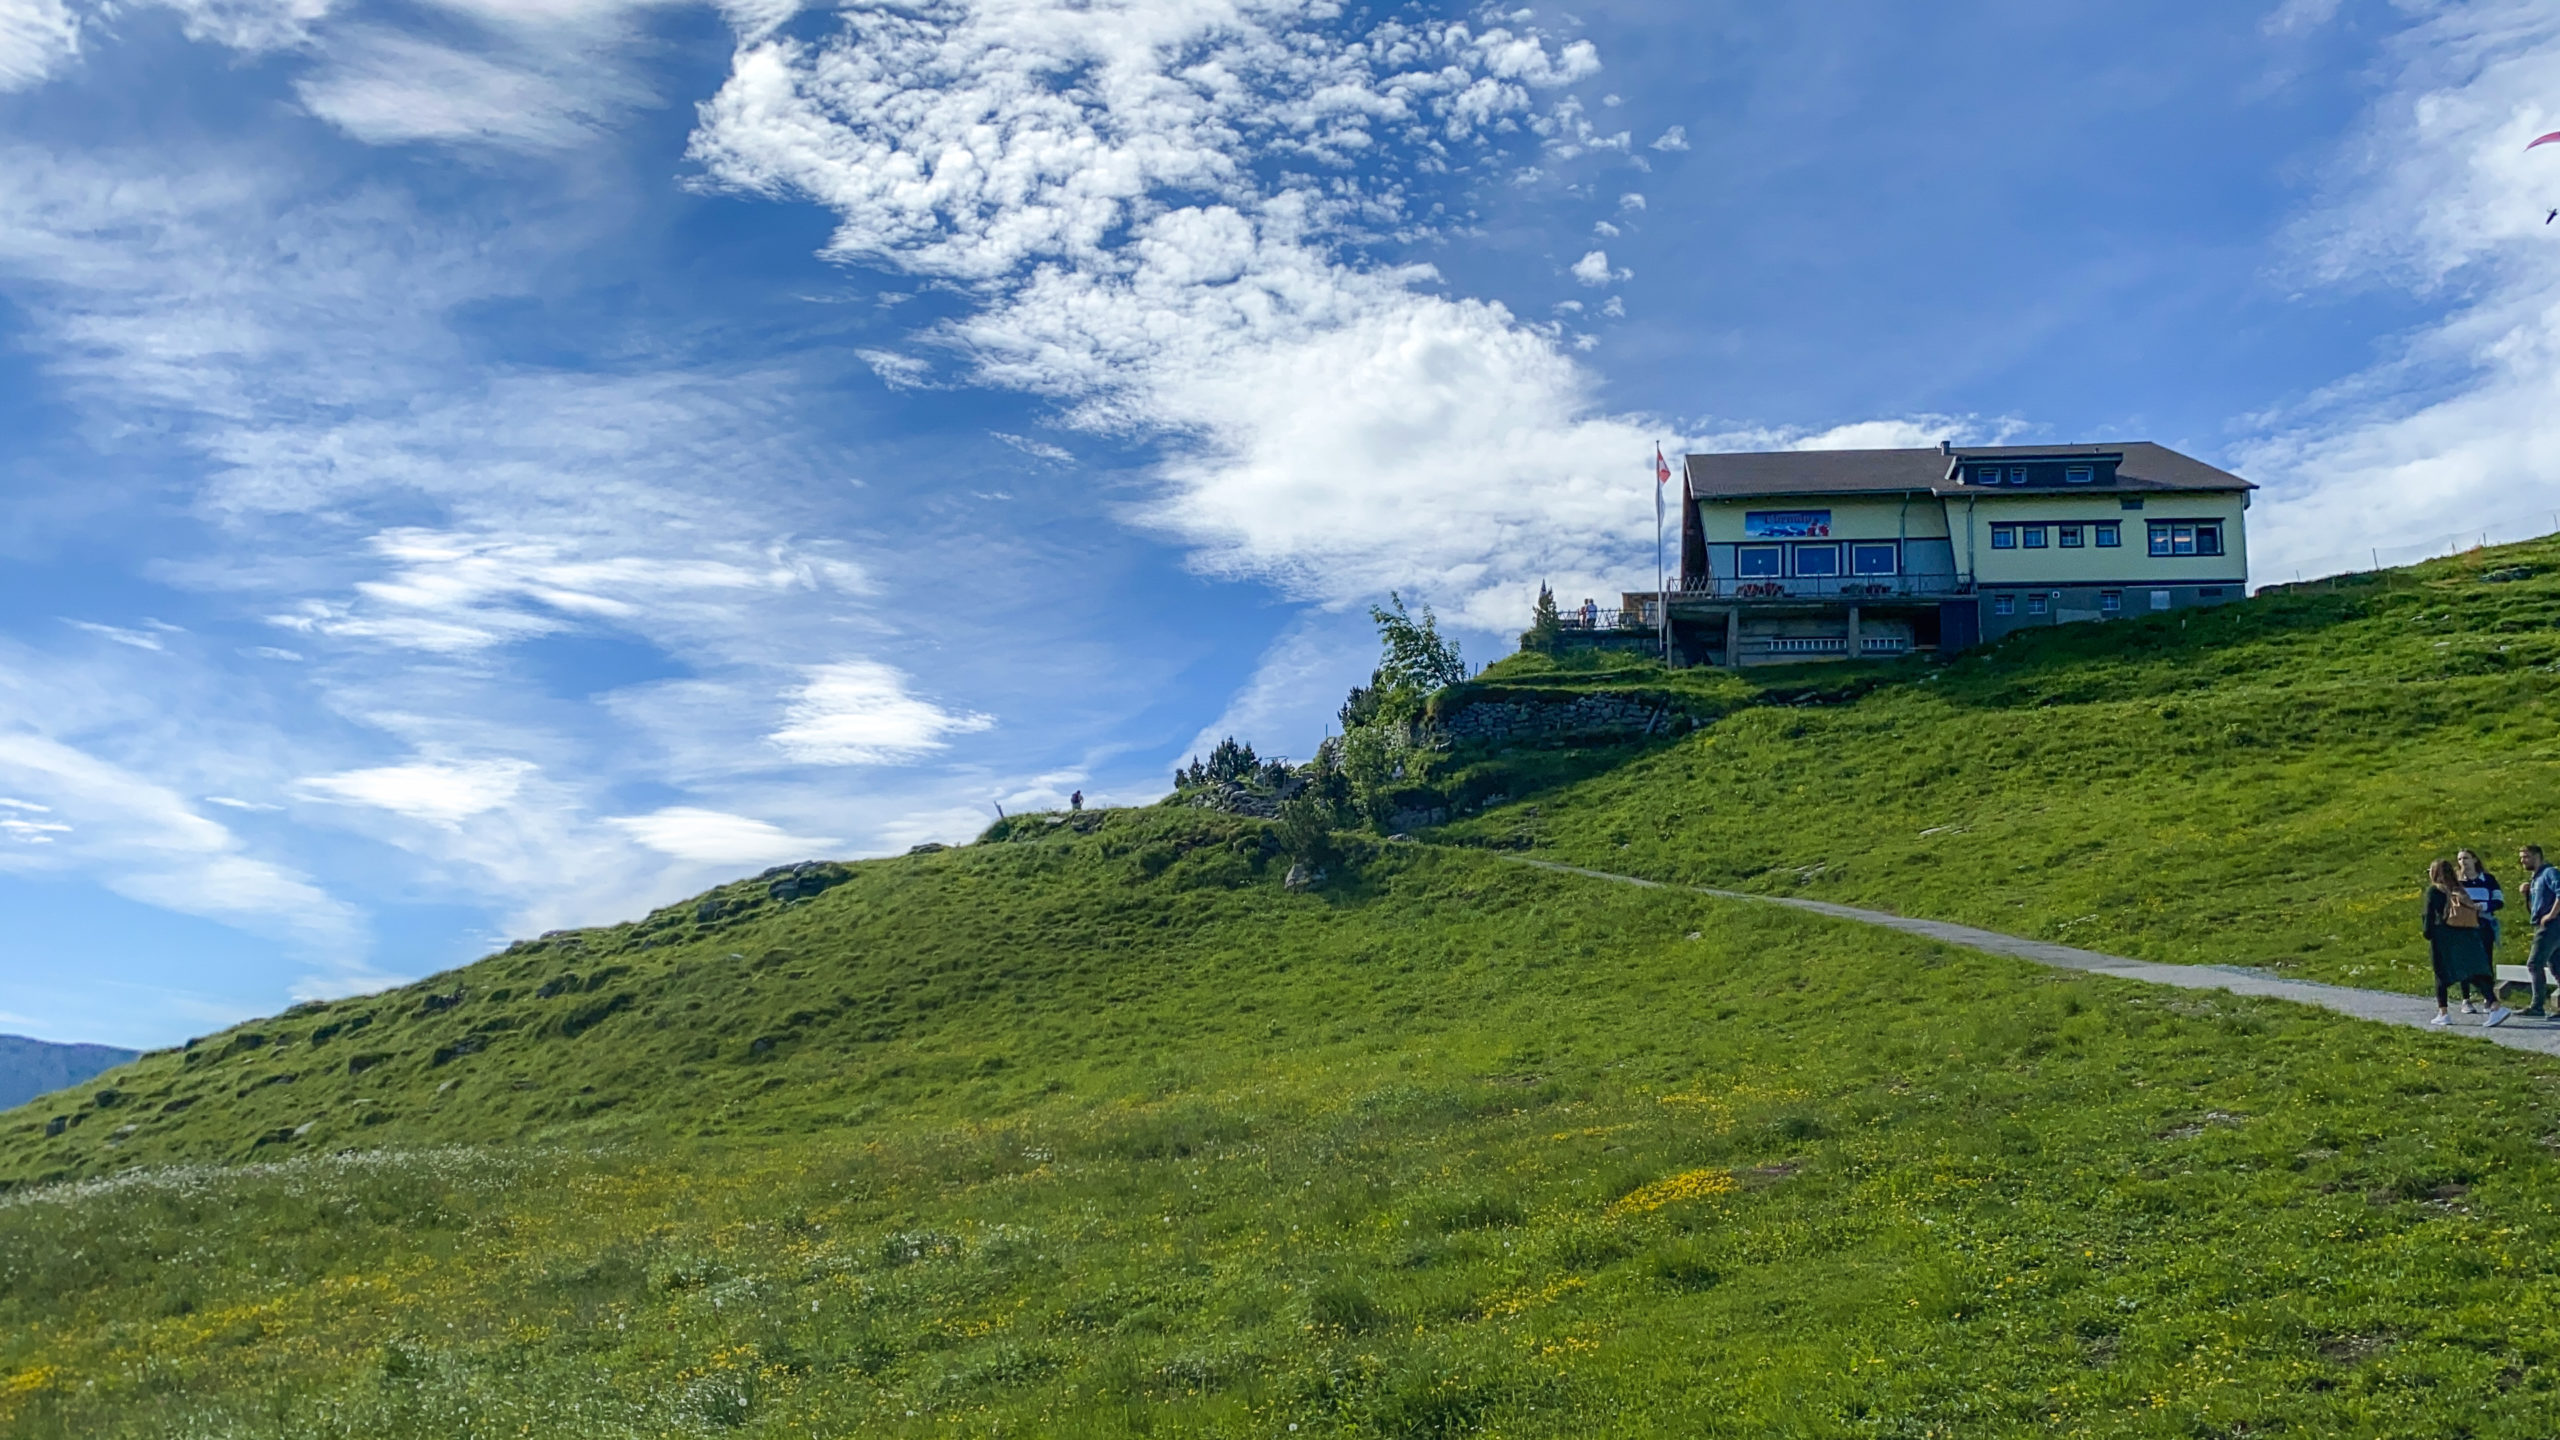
[0, 1035, 137, 1111]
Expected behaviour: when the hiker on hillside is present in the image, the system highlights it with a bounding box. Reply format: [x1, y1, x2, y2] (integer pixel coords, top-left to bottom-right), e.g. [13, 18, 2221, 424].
[2456, 849, 2507, 1011]
[2425, 858, 2510, 1028]
[2521, 844, 2560, 1017]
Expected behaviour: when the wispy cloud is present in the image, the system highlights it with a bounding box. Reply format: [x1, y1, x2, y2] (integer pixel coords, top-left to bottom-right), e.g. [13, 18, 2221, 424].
[0, 0, 78, 92]
[0, 730, 359, 952]
[2239, 0, 2560, 577]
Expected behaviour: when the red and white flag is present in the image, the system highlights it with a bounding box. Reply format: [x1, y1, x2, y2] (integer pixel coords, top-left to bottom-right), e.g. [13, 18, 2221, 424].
[1654, 445, 1671, 523]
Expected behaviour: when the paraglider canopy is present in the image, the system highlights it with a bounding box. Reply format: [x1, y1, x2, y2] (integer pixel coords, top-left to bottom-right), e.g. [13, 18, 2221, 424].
[2531, 131, 2560, 150]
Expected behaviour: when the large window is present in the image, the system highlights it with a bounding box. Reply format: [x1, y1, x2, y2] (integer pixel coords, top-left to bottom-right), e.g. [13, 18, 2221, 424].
[2020, 525, 2049, 549]
[1850, 542, 1898, 576]
[2147, 521, 2224, 557]
[1792, 543, 1841, 577]
[2094, 521, 2122, 548]
[1990, 524, 2017, 549]
[2058, 523, 2085, 548]
[1736, 545, 1783, 577]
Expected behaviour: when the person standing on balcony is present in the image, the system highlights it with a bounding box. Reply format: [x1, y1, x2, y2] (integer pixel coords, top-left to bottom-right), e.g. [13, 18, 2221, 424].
[1580, 598, 1598, 629]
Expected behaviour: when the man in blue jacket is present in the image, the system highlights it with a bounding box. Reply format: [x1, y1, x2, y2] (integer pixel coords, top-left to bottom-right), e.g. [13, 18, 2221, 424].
[2520, 845, 2560, 1018]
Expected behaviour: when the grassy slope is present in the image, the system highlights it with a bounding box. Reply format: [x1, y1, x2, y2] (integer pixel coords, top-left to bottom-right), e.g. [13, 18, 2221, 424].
[1446, 537, 2560, 994]
[12, 811, 2560, 1435]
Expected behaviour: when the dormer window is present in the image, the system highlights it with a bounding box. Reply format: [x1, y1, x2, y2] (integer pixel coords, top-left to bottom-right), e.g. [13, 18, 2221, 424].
[2065, 465, 2093, 484]
[1975, 465, 2001, 485]
[2008, 467, 2028, 484]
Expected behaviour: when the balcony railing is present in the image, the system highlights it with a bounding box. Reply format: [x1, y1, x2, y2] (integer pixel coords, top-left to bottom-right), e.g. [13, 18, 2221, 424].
[1675, 574, 1967, 602]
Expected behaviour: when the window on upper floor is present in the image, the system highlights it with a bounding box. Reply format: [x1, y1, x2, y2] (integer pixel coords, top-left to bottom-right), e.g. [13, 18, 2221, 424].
[2148, 521, 2225, 558]
[2120, 498, 2144, 511]
[2020, 525, 2048, 549]
[1992, 594, 2016, 616]
[2065, 465, 2093, 484]
[1792, 543, 1841, 577]
[1850, 542, 1898, 576]
[2009, 467, 2029, 484]
[1990, 524, 2017, 549]
[1976, 465, 2002, 485]
[1736, 544, 1783, 577]
[2094, 521, 2122, 547]
[2058, 524, 2084, 548]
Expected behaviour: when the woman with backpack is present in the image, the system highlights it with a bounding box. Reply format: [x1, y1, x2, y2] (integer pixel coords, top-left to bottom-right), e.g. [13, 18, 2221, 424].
[2457, 848, 2507, 1007]
[2427, 858, 2511, 1028]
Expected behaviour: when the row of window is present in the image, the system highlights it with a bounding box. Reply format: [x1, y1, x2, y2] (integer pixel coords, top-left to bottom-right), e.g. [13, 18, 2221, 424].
[1972, 464, 2098, 485]
[1991, 521, 2121, 550]
[1990, 586, 2226, 618]
[1735, 541, 1899, 578]
[1985, 520, 2225, 556]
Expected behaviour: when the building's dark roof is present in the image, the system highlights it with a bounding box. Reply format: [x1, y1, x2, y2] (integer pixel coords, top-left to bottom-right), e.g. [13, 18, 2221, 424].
[1683, 442, 2253, 499]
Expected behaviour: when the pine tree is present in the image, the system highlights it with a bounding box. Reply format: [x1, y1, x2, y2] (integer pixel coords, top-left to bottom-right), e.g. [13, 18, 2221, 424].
[1522, 582, 1565, 654]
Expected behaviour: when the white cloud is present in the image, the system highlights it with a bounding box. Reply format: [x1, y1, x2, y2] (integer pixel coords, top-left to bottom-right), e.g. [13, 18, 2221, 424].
[857, 348, 934, 389]
[266, 526, 847, 656]
[2238, 0, 2560, 578]
[0, 730, 358, 951]
[298, 759, 535, 825]
[608, 806, 841, 865]
[0, 0, 78, 92]
[62, 619, 167, 651]
[142, 0, 338, 52]
[1619, 191, 1646, 211]
[993, 430, 1071, 463]
[1570, 249, 1615, 286]
[769, 660, 994, 765]
[294, 27, 645, 150]
[205, 795, 283, 811]
[1650, 125, 1689, 152]
[691, 1, 1680, 629]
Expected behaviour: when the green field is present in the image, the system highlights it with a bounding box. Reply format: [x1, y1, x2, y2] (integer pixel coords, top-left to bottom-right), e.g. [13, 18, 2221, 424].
[1447, 537, 2560, 995]
[14, 543, 2560, 1436]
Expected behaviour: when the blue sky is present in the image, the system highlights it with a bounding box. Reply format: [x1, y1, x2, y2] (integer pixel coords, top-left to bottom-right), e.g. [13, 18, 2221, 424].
[2, 0, 2558, 1048]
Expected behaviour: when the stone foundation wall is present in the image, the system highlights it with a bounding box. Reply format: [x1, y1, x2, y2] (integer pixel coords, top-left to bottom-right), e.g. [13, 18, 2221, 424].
[1437, 693, 1688, 745]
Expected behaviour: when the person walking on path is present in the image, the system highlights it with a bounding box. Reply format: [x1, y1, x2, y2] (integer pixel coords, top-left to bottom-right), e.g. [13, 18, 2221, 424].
[2457, 849, 2508, 1012]
[2524, 845, 2560, 1017]
[2427, 859, 2510, 1028]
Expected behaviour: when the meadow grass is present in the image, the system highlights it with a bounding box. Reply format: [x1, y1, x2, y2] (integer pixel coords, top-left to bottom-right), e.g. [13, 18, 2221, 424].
[1445, 535, 2560, 995]
[19, 542, 2560, 1433]
[11, 822, 2560, 1434]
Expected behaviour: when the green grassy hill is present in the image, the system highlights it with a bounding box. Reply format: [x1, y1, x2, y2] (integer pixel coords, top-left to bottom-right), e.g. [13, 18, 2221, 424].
[1448, 537, 2560, 994]
[15, 542, 2560, 1436]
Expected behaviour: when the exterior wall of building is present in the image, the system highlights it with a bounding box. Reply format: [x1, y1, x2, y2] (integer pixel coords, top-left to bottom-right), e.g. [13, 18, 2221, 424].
[1948, 491, 2248, 588]
[1695, 493, 1953, 584]
[1977, 582, 2242, 643]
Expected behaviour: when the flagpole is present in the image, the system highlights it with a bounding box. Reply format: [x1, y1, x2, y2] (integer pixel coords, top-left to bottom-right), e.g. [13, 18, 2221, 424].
[1655, 444, 1668, 666]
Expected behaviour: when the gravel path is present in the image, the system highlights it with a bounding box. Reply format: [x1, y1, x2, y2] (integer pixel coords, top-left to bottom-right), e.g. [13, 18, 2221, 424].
[1509, 856, 2560, 1057]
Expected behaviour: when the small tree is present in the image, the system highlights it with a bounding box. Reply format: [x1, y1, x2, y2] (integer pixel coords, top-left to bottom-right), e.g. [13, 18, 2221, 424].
[1520, 582, 1564, 655]
[1275, 790, 1336, 869]
[1369, 592, 1467, 708]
